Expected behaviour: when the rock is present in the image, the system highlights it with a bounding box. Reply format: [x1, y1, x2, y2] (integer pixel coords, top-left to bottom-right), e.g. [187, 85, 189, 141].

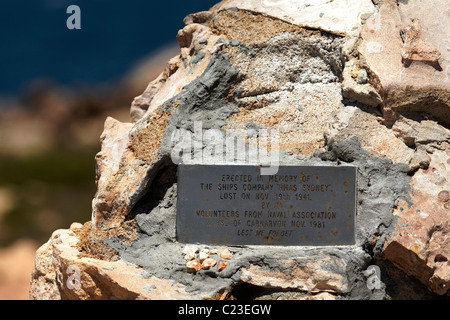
[69, 222, 83, 231]
[31, 0, 450, 300]
[183, 246, 199, 261]
[90, 22, 236, 229]
[186, 260, 202, 273]
[383, 149, 450, 295]
[217, 260, 228, 272]
[392, 117, 450, 149]
[342, 58, 382, 107]
[183, 251, 196, 261]
[199, 249, 209, 262]
[311, 292, 336, 300]
[214, 0, 376, 36]
[217, 247, 233, 259]
[400, 19, 441, 68]
[357, 0, 450, 125]
[29, 227, 193, 299]
[331, 106, 416, 166]
[182, 245, 198, 255]
[408, 150, 431, 172]
[438, 190, 449, 202]
[92, 117, 134, 228]
[240, 254, 350, 294]
[183, 11, 215, 26]
[201, 258, 217, 270]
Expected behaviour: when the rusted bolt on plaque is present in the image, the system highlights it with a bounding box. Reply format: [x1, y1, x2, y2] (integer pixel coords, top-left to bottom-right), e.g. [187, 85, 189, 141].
[176, 165, 356, 246]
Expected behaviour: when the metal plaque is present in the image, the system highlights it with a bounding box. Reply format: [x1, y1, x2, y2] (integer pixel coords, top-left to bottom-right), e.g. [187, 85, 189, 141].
[177, 165, 356, 246]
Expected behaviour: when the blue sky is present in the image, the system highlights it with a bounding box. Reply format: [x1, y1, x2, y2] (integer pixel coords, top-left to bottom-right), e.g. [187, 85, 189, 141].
[0, 0, 218, 96]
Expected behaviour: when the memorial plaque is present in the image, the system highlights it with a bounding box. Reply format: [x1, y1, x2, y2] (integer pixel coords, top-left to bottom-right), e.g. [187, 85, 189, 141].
[177, 165, 356, 246]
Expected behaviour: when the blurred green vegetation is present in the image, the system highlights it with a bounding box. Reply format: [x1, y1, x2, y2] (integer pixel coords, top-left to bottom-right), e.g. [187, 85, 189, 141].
[0, 148, 97, 247]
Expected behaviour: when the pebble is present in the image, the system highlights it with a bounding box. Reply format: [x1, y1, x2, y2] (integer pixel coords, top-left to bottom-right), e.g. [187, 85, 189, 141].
[182, 245, 198, 254]
[199, 249, 209, 262]
[186, 260, 202, 273]
[184, 251, 196, 261]
[183, 245, 198, 261]
[229, 40, 240, 47]
[435, 176, 446, 185]
[201, 258, 217, 270]
[182, 246, 233, 272]
[217, 260, 229, 272]
[217, 247, 233, 259]
[356, 69, 368, 84]
[437, 190, 449, 202]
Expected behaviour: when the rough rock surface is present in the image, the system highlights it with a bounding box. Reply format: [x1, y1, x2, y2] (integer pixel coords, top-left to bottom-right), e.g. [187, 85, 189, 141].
[358, 0, 450, 125]
[30, 0, 449, 300]
[383, 149, 450, 295]
[214, 0, 376, 36]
